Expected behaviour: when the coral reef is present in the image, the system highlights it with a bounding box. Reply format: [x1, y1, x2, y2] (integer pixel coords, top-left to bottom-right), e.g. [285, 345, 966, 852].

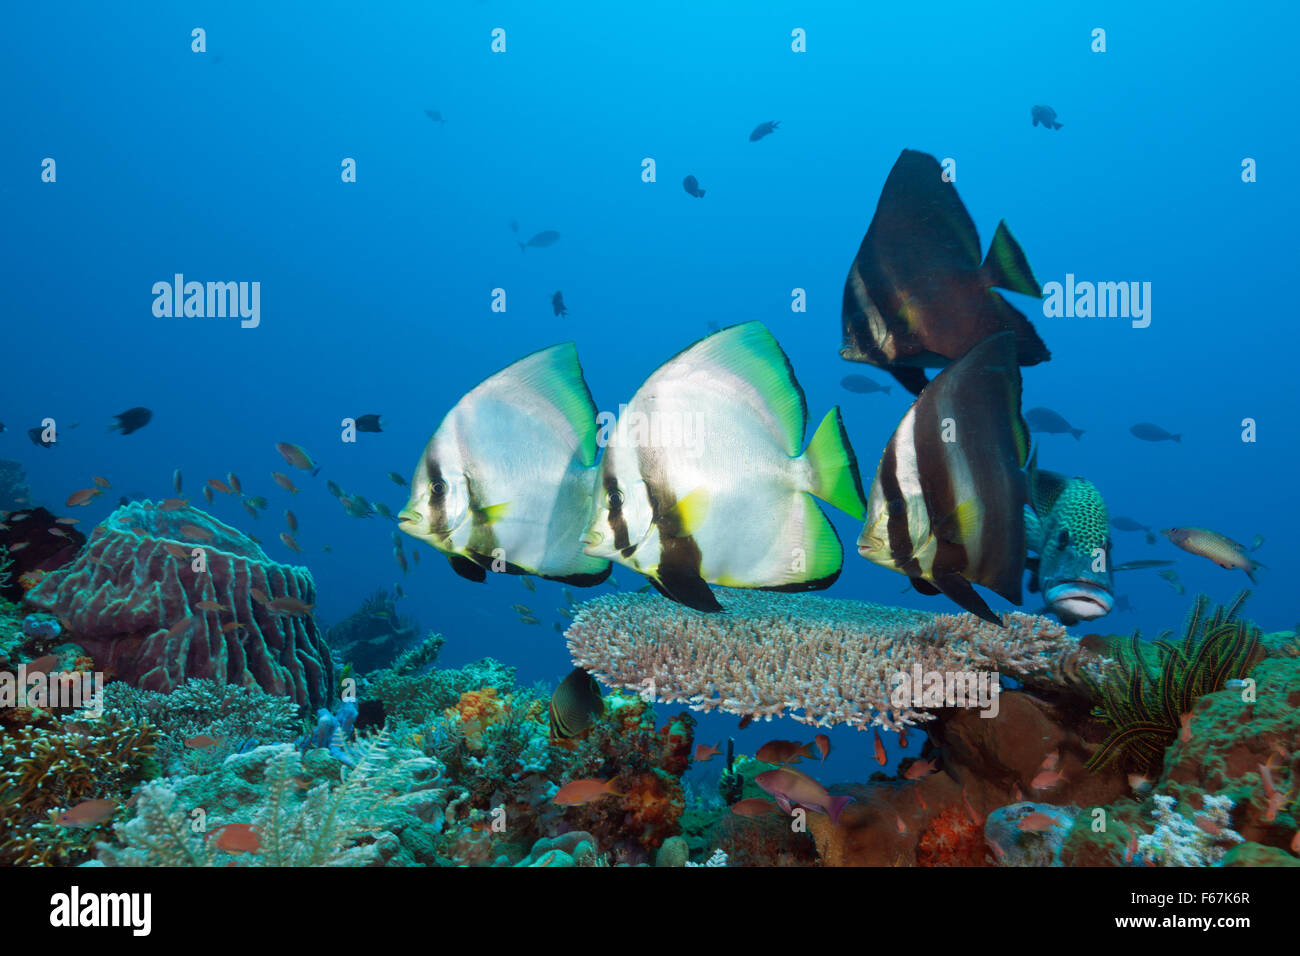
[102, 678, 301, 774]
[326, 588, 421, 673]
[25, 502, 335, 710]
[1135, 793, 1242, 866]
[566, 589, 1100, 731]
[0, 460, 32, 511]
[0, 713, 160, 865]
[95, 735, 447, 866]
[360, 632, 514, 727]
[985, 803, 1079, 866]
[0, 507, 86, 603]
[1081, 591, 1262, 773]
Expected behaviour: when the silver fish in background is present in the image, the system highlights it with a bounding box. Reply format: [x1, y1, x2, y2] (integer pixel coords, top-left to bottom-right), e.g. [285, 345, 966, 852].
[1162, 526, 1265, 582]
[749, 120, 780, 142]
[682, 175, 706, 198]
[518, 230, 560, 253]
[583, 321, 866, 612]
[1130, 422, 1180, 443]
[400, 343, 610, 586]
[857, 332, 1029, 625]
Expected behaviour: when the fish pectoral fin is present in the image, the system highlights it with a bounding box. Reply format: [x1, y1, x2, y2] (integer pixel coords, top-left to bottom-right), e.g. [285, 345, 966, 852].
[447, 554, 488, 583]
[932, 571, 1002, 626]
[933, 498, 984, 545]
[665, 487, 710, 537]
[476, 502, 511, 524]
[650, 567, 723, 613]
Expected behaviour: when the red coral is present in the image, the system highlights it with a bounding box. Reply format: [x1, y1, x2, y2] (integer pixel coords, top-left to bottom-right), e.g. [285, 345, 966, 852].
[916, 805, 990, 867]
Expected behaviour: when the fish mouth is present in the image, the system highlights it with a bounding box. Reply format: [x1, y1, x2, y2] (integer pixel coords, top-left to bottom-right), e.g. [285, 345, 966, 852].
[1045, 580, 1114, 622]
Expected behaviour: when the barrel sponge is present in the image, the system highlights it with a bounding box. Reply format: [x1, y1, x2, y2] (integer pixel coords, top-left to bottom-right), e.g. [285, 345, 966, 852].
[25, 502, 335, 711]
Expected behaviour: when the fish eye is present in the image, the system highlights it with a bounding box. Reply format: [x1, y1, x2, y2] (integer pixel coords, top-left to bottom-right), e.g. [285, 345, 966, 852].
[430, 479, 447, 498]
[1057, 530, 1069, 548]
[608, 489, 624, 507]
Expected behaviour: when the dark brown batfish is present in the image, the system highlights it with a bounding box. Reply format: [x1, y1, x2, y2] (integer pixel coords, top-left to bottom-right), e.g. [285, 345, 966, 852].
[841, 149, 1049, 395]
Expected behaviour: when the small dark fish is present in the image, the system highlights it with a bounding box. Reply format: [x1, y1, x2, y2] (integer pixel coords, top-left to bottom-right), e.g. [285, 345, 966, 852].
[1031, 105, 1063, 129]
[1111, 559, 1175, 571]
[28, 427, 53, 448]
[326, 481, 344, 498]
[509, 219, 519, 233]
[748, 120, 780, 142]
[387, 472, 408, 487]
[354, 414, 384, 433]
[682, 175, 706, 198]
[549, 667, 604, 740]
[423, 109, 446, 124]
[518, 230, 560, 253]
[839, 374, 891, 395]
[551, 291, 567, 317]
[1130, 423, 1180, 443]
[110, 407, 153, 435]
[173, 469, 183, 493]
[1025, 407, 1083, 440]
[1110, 516, 1150, 533]
[520, 575, 536, 592]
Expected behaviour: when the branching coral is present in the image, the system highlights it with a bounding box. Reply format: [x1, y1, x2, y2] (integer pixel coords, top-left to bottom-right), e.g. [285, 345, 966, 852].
[1082, 591, 1263, 773]
[96, 732, 446, 866]
[0, 713, 160, 865]
[362, 632, 514, 728]
[566, 589, 1094, 731]
[102, 678, 300, 773]
[1136, 793, 1243, 866]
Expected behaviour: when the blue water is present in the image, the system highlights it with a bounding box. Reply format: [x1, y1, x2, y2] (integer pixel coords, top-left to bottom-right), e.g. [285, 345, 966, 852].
[4, 1, 1295, 787]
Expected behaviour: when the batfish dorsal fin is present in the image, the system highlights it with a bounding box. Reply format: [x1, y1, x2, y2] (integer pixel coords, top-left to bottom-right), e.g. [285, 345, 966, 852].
[681, 322, 806, 456]
[501, 342, 600, 467]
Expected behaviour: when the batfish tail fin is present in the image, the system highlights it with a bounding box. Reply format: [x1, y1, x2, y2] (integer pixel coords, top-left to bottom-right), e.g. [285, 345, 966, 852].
[982, 221, 1042, 297]
[801, 407, 866, 520]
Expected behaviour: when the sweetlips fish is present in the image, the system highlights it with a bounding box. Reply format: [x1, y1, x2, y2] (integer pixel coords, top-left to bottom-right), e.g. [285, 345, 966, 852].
[1025, 455, 1174, 624]
[400, 343, 610, 587]
[582, 321, 866, 612]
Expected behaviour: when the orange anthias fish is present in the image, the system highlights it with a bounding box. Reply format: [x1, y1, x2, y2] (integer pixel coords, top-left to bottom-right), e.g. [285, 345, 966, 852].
[52, 799, 118, 829]
[553, 778, 622, 806]
[694, 743, 722, 763]
[25, 655, 59, 675]
[731, 798, 779, 818]
[65, 488, 100, 507]
[166, 618, 197, 639]
[92, 476, 111, 488]
[203, 486, 215, 504]
[269, 596, 314, 616]
[814, 733, 831, 762]
[1031, 767, 1067, 791]
[275, 442, 317, 473]
[207, 478, 234, 495]
[285, 510, 299, 533]
[1018, 811, 1062, 833]
[873, 729, 887, 766]
[180, 524, 214, 541]
[160, 498, 189, 511]
[250, 588, 271, 606]
[221, 622, 246, 633]
[903, 758, 937, 780]
[756, 739, 813, 765]
[272, 472, 299, 495]
[227, 472, 242, 494]
[195, 601, 227, 613]
[209, 822, 262, 854]
[280, 532, 302, 554]
[185, 735, 224, 749]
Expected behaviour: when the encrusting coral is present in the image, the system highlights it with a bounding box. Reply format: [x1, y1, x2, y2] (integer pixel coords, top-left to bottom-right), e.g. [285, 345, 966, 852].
[566, 589, 1097, 731]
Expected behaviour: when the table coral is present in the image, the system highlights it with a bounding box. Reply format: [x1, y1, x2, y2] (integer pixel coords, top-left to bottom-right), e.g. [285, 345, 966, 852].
[566, 589, 1098, 731]
[25, 501, 335, 710]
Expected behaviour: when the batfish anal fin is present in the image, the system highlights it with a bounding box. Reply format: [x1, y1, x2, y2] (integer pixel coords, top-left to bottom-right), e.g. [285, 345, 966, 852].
[933, 571, 1002, 626]
[889, 366, 930, 397]
[652, 565, 723, 613]
[447, 553, 487, 583]
[910, 577, 941, 596]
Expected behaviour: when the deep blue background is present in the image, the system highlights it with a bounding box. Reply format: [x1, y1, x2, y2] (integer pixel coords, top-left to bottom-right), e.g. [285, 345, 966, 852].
[3, 1, 1296, 787]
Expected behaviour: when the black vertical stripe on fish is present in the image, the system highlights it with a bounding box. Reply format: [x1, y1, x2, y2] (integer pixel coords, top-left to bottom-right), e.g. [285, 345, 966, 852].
[425, 459, 450, 534]
[602, 459, 633, 558]
[642, 472, 722, 613]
